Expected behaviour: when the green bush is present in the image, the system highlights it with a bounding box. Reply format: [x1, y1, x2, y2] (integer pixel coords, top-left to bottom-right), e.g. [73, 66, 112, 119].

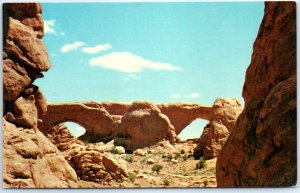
[163, 179, 170, 186]
[166, 153, 173, 161]
[174, 152, 181, 160]
[203, 180, 208, 187]
[83, 140, 89, 145]
[152, 164, 163, 174]
[111, 146, 119, 154]
[128, 173, 136, 183]
[125, 154, 134, 163]
[182, 154, 188, 161]
[196, 157, 206, 169]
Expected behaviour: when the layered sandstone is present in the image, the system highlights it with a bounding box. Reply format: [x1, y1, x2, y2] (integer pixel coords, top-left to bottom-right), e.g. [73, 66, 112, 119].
[2, 3, 78, 188]
[46, 124, 84, 151]
[217, 2, 296, 187]
[193, 98, 243, 159]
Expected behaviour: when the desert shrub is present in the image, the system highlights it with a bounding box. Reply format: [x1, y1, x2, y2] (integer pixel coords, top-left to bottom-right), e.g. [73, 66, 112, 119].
[196, 157, 206, 169]
[174, 152, 181, 160]
[128, 173, 136, 183]
[203, 180, 208, 187]
[140, 158, 146, 164]
[182, 154, 188, 161]
[166, 153, 173, 161]
[111, 146, 119, 154]
[152, 164, 163, 174]
[162, 154, 166, 159]
[180, 149, 185, 154]
[83, 140, 89, 145]
[125, 154, 134, 163]
[163, 179, 170, 186]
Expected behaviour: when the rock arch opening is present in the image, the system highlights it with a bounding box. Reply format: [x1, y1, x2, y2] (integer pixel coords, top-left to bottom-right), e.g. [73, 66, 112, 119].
[178, 119, 209, 140]
[64, 122, 86, 138]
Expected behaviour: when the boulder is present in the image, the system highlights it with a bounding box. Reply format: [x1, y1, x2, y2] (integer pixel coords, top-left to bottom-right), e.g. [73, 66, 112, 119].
[112, 146, 126, 154]
[71, 151, 127, 184]
[3, 59, 32, 101]
[133, 149, 146, 156]
[113, 101, 177, 151]
[5, 17, 50, 71]
[11, 95, 38, 128]
[147, 159, 155, 164]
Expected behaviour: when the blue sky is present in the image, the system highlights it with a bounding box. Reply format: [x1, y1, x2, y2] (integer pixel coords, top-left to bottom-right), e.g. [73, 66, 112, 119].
[36, 2, 264, 139]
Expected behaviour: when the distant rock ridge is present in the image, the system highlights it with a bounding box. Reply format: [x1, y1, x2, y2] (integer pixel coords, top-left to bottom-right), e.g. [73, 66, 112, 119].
[216, 2, 296, 187]
[40, 100, 242, 153]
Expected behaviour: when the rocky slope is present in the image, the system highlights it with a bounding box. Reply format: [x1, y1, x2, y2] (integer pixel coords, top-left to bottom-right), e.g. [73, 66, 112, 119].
[2, 3, 78, 188]
[193, 98, 243, 159]
[216, 2, 296, 187]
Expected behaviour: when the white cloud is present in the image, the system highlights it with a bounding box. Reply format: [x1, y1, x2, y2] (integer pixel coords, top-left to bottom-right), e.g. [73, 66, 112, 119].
[44, 19, 56, 34]
[60, 41, 85, 53]
[124, 74, 140, 80]
[170, 93, 181, 99]
[89, 52, 181, 73]
[82, 44, 112, 54]
[187, 92, 200, 98]
[128, 74, 139, 79]
[60, 32, 65, 36]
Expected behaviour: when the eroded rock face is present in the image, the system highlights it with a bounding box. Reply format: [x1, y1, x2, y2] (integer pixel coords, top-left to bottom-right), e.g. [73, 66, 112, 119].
[3, 3, 78, 188]
[3, 120, 78, 188]
[71, 151, 127, 184]
[39, 103, 115, 143]
[193, 98, 243, 159]
[113, 101, 177, 151]
[46, 124, 84, 151]
[216, 2, 296, 187]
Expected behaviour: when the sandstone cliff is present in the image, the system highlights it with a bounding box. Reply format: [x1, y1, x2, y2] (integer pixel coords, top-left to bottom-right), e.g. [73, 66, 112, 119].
[2, 3, 78, 188]
[216, 2, 296, 187]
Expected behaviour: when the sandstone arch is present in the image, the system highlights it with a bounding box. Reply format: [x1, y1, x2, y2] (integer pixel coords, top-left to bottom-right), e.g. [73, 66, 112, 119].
[158, 103, 212, 134]
[39, 102, 115, 142]
[40, 101, 213, 138]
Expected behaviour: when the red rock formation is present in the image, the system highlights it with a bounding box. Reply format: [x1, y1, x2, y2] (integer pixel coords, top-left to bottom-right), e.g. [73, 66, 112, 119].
[158, 103, 212, 134]
[46, 124, 84, 151]
[70, 151, 128, 184]
[40, 101, 212, 146]
[216, 2, 296, 187]
[2, 3, 78, 188]
[3, 119, 78, 188]
[39, 102, 116, 143]
[193, 98, 243, 159]
[113, 101, 177, 151]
